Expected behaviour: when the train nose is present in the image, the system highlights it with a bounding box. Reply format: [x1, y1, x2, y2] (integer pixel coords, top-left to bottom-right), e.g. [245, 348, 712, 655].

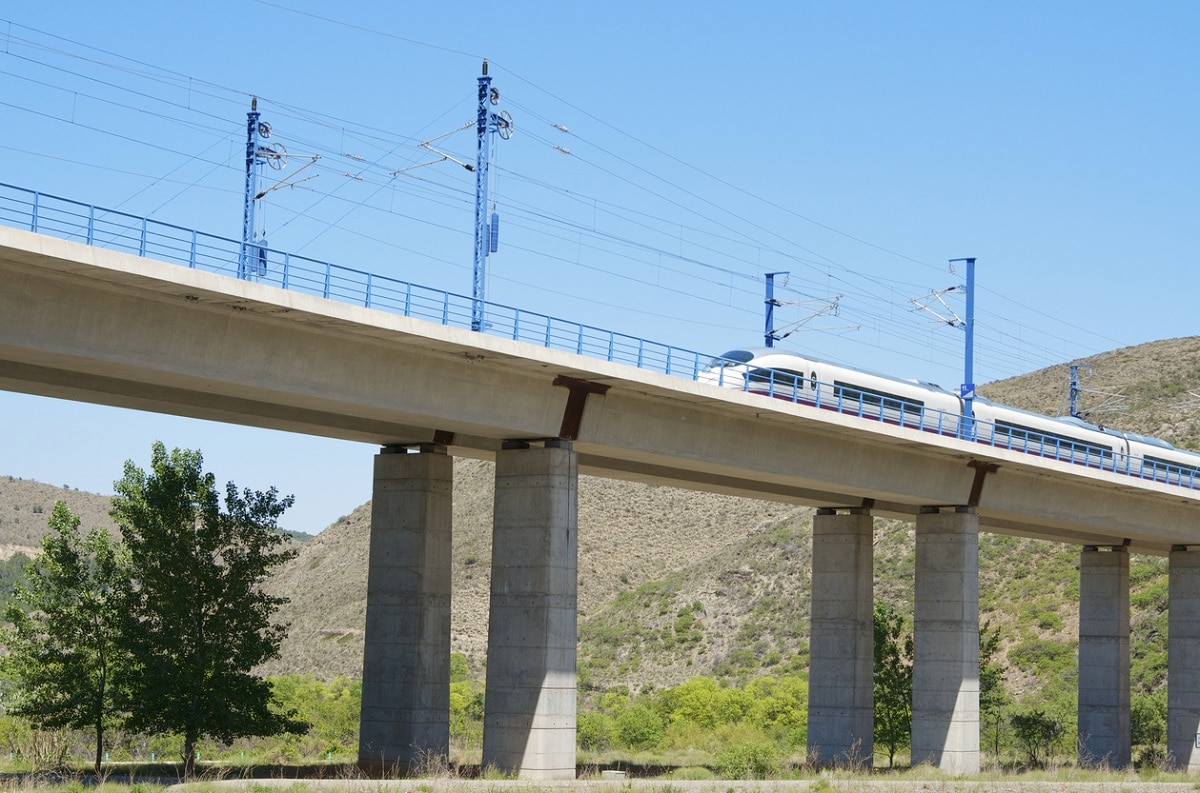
[697, 367, 744, 389]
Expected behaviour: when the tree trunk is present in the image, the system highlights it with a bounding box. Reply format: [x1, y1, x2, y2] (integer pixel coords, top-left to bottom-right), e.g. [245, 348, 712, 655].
[183, 735, 196, 779]
[94, 721, 103, 776]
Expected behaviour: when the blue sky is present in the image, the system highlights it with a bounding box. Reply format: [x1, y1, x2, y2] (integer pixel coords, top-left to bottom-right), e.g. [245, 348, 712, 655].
[0, 2, 1196, 534]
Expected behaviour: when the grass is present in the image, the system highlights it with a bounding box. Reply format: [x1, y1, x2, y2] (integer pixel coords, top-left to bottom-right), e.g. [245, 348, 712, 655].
[0, 760, 1194, 793]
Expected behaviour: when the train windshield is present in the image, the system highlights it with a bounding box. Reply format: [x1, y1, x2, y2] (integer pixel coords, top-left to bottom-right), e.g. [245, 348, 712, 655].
[708, 350, 755, 368]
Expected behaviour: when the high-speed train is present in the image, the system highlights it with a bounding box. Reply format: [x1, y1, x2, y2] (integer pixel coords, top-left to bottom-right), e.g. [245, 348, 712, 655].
[700, 348, 1200, 487]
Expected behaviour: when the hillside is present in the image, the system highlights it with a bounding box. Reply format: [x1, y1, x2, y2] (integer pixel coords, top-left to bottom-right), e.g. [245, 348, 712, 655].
[259, 458, 785, 678]
[978, 336, 1200, 447]
[0, 476, 116, 557]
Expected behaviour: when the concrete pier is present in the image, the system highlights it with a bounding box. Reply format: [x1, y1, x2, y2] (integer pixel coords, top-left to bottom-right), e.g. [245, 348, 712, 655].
[358, 446, 453, 771]
[1078, 545, 1130, 767]
[807, 508, 874, 767]
[1168, 547, 1200, 771]
[482, 440, 578, 779]
[912, 506, 980, 774]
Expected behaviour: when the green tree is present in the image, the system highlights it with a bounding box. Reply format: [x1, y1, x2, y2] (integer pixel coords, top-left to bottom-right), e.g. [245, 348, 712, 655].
[873, 601, 913, 768]
[111, 442, 304, 777]
[744, 675, 808, 735]
[656, 676, 750, 729]
[1, 502, 128, 774]
[979, 620, 1010, 763]
[1010, 708, 1065, 768]
[614, 702, 665, 750]
[1131, 690, 1167, 765]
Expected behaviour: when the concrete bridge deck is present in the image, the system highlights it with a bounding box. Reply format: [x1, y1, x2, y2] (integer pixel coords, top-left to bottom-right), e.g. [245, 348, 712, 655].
[0, 226, 1196, 554]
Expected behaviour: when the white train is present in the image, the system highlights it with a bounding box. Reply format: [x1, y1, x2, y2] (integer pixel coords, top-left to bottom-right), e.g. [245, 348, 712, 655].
[700, 347, 1200, 488]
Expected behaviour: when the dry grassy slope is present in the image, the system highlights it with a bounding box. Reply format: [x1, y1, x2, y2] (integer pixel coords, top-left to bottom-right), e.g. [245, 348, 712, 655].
[260, 458, 787, 679]
[978, 336, 1200, 450]
[0, 476, 116, 558]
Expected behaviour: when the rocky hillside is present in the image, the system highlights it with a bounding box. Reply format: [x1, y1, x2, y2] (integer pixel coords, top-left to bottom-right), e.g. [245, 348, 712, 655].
[979, 336, 1200, 447]
[259, 458, 784, 679]
[0, 476, 116, 558]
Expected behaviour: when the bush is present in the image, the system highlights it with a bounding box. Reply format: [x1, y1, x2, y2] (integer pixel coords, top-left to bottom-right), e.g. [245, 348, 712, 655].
[1131, 690, 1167, 749]
[1010, 708, 1065, 768]
[576, 712, 614, 752]
[668, 766, 715, 779]
[614, 703, 665, 750]
[712, 741, 778, 779]
[656, 676, 750, 729]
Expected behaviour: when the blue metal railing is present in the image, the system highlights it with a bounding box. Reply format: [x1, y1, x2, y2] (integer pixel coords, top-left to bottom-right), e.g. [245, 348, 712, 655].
[2, 181, 1196, 492]
[0, 183, 711, 382]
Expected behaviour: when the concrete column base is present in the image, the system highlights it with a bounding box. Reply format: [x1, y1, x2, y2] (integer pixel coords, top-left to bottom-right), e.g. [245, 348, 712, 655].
[912, 507, 980, 774]
[1168, 547, 1200, 771]
[806, 509, 874, 767]
[482, 440, 578, 780]
[1078, 546, 1130, 768]
[358, 447, 453, 772]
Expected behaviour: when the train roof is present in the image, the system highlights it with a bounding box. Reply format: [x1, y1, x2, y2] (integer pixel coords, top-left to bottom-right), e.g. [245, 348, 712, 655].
[712, 347, 959, 396]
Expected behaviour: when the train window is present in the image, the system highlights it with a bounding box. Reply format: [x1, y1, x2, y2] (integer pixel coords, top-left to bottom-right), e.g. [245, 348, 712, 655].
[835, 381, 926, 424]
[748, 368, 804, 391]
[1145, 455, 1196, 483]
[833, 381, 924, 410]
[708, 350, 755, 368]
[996, 420, 1114, 463]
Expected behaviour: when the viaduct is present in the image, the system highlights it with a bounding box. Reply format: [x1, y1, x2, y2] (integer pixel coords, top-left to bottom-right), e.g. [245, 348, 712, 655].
[2, 225, 1200, 777]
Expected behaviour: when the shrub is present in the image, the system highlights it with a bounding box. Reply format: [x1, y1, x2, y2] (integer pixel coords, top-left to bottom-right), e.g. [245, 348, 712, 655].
[1131, 690, 1167, 749]
[712, 741, 778, 779]
[576, 712, 614, 752]
[1010, 708, 1065, 768]
[614, 703, 665, 750]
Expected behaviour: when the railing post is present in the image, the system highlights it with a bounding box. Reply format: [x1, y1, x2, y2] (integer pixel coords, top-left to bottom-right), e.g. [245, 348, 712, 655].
[88, 206, 96, 245]
[323, 265, 331, 299]
[365, 274, 373, 308]
[139, 218, 147, 257]
[404, 282, 412, 317]
[188, 230, 197, 267]
[282, 253, 290, 289]
[30, 192, 39, 233]
[576, 325, 584, 355]
[637, 339, 644, 368]
[512, 309, 521, 341]
[441, 292, 449, 326]
[666, 346, 674, 376]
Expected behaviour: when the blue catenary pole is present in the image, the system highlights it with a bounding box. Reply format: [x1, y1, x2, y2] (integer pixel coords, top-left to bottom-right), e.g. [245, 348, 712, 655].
[1069, 364, 1081, 418]
[240, 97, 261, 280]
[950, 257, 977, 434]
[471, 61, 492, 331]
[764, 271, 788, 348]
